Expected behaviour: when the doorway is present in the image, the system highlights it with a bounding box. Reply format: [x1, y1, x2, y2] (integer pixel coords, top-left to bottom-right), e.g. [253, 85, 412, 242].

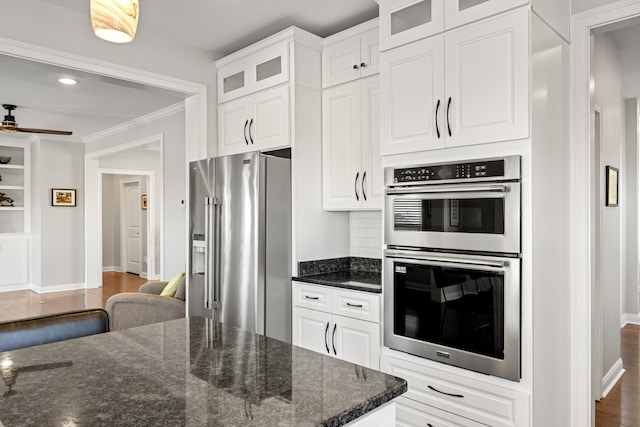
[122, 178, 142, 275]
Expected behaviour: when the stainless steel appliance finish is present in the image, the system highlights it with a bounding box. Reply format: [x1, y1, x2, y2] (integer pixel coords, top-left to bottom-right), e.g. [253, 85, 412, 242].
[384, 156, 521, 254]
[383, 249, 521, 381]
[188, 151, 292, 343]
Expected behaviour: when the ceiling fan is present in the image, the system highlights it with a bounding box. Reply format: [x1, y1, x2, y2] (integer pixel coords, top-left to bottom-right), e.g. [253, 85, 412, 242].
[1, 104, 72, 136]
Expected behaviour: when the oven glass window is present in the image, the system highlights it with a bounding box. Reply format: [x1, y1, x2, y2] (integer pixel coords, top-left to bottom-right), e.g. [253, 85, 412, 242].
[393, 198, 504, 234]
[393, 261, 505, 359]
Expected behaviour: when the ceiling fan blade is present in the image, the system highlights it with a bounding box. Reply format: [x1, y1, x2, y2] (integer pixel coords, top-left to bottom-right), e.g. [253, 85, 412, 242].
[14, 127, 73, 136]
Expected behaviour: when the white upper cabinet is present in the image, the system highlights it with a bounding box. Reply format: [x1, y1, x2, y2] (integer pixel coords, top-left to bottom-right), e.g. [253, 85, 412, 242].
[322, 20, 379, 88]
[217, 41, 289, 103]
[323, 77, 382, 210]
[380, 8, 528, 155]
[379, 0, 527, 51]
[218, 85, 290, 156]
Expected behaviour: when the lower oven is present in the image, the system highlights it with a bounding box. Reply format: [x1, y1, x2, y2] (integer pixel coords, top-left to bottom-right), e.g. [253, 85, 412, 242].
[384, 248, 520, 381]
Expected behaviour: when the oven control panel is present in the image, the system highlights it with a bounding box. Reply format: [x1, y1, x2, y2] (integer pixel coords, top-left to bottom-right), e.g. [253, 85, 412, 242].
[393, 159, 505, 183]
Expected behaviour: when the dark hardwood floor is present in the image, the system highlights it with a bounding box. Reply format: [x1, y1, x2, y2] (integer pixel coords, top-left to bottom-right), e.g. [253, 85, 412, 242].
[596, 324, 640, 427]
[0, 271, 146, 322]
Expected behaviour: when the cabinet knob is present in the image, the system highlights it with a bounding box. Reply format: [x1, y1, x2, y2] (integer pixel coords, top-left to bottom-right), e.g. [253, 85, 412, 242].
[353, 64, 360, 70]
[360, 62, 366, 68]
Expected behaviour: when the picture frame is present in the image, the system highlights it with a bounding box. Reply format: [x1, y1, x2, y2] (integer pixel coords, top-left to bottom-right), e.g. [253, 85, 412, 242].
[606, 166, 619, 207]
[141, 194, 148, 210]
[51, 188, 76, 207]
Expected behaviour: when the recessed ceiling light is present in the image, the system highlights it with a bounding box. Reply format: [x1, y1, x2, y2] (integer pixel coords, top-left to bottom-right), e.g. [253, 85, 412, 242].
[58, 78, 78, 85]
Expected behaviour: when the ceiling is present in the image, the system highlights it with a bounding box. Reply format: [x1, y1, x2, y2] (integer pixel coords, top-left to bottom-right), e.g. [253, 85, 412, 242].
[2, 0, 379, 143]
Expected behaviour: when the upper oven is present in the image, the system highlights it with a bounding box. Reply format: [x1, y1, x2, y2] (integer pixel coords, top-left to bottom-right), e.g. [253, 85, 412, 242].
[385, 156, 521, 255]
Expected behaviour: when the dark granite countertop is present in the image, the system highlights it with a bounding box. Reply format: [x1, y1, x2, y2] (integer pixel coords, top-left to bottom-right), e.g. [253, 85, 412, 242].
[0, 317, 406, 427]
[292, 257, 382, 294]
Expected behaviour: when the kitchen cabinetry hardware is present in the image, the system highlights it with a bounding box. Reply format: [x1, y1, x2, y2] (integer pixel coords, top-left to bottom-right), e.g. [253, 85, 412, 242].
[428, 385, 464, 399]
[347, 302, 364, 308]
[248, 119, 254, 144]
[362, 172, 367, 201]
[305, 295, 320, 300]
[325, 321, 330, 354]
[332, 323, 337, 355]
[354, 172, 360, 201]
[353, 64, 360, 69]
[435, 99, 441, 138]
[243, 120, 249, 145]
[446, 97, 452, 137]
[360, 62, 366, 68]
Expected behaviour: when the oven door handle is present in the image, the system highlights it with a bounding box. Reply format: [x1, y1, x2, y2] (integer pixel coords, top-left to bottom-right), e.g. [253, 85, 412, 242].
[384, 249, 509, 270]
[385, 184, 510, 195]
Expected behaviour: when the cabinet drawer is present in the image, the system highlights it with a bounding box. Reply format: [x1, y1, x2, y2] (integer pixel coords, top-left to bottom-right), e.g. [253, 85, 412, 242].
[381, 352, 529, 427]
[396, 396, 487, 427]
[292, 282, 332, 311]
[333, 288, 380, 323]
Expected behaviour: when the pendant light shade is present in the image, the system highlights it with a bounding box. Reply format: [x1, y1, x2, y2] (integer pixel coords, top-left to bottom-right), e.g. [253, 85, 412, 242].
[90, 0, 139, 43]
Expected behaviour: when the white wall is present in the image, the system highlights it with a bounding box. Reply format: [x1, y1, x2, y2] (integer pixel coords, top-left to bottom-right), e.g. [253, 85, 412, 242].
[1, 1, 217, 156]
[624, 99, 639, 318]
[87, 112, 184, 280]
[102, 174, 115, 269]
[31, 139, 85, 289]
[349, 211, 382, 259]
[593, 32, 624, 383]
[530, 14, 571, 426]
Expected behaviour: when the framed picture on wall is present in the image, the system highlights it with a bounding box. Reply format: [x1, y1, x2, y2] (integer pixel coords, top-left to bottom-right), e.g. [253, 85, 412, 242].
[141, 194, 148, 210]
[52, 189, 76, 207]
[606, 166, 619, 207]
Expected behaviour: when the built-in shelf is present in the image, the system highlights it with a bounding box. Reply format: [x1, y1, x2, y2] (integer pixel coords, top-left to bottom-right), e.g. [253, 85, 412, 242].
[0, 185, 25, 190]
[0, 164, 25, 170]
[0, 141, 29, 235]
[0, 206, 25, 211]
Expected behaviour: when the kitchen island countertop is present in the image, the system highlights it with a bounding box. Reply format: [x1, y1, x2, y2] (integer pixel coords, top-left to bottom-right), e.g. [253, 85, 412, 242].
[0, 317, 405, 426]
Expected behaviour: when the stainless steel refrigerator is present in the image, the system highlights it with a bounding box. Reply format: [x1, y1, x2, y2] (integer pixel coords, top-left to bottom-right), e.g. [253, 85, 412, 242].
[188, 150, 292, 343]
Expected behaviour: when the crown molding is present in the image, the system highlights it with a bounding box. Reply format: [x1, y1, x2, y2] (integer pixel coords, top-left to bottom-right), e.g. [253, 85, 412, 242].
[83, 102, 184, 143]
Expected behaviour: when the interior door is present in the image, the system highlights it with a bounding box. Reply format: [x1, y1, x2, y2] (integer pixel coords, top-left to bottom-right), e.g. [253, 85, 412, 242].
[124, 181, 141, 275]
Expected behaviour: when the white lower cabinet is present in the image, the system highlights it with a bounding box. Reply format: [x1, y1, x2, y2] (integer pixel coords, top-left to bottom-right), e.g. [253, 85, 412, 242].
[396, 396, 486, 427]
[292, 281, 381, 369]
[0, 236, 29, 287]
[381, 350, 530, 427]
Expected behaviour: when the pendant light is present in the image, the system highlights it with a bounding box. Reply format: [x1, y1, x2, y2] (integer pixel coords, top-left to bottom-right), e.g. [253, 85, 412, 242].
[90, 0, 139, 43]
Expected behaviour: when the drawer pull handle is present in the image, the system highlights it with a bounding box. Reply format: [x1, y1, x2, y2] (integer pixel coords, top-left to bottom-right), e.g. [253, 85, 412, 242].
[428, 385, 464, 399]
[346, 302, 363, 308]
[304, 295, 319, 300]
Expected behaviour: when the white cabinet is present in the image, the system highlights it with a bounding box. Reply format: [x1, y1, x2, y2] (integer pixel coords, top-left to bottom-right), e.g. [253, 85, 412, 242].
[396, 396, 487, 427]
[323, 77, 382, 210]
[380, 8, 529, 155]
[218, 85, 290, 156]
[0, 141, 29, 233]
[379, 0, 527, 51]
[322, 21, 379, 88]
[0, 236, 29, 287]
[381, 349, 530, 427]
[217, 40, 289, 103]
[292, 281, 381, 369]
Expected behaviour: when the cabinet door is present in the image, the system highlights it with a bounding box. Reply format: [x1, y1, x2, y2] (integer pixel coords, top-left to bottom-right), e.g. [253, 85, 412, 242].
[0, 237, 28, 286]
[444, 9, 528, 147]
[292, 306, 332, 356]
[444, 0, 527, 30]
[359, 28, 380, 79]
[218, 98, 251, 156]
[249, 85, 290, 152]
[379, 0, 445, 52]
[323, 36, 362, 88]
[322, 82, 362, 210]
[333, 316, 381, 369]
[360, 77, 382, 210]
[380, 36, 445, 156]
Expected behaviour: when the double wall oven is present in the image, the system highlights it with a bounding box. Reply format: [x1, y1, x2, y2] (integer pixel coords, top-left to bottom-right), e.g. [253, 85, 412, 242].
[384, 156, 521, 381]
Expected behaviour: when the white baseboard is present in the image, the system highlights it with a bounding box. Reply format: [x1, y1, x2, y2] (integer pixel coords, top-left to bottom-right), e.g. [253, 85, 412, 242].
[0, 282, 33, 292]
[601, 358, 625, 399]
[102, 266, 122, 272]
[621, 313, 640, 327]
[140, 271, 148, 279]
[31, 282, 88, 294]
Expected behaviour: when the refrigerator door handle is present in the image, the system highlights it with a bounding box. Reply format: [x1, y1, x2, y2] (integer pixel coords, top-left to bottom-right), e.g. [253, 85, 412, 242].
[212, 197, 222, 309]
[204, 197, 214, 309]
